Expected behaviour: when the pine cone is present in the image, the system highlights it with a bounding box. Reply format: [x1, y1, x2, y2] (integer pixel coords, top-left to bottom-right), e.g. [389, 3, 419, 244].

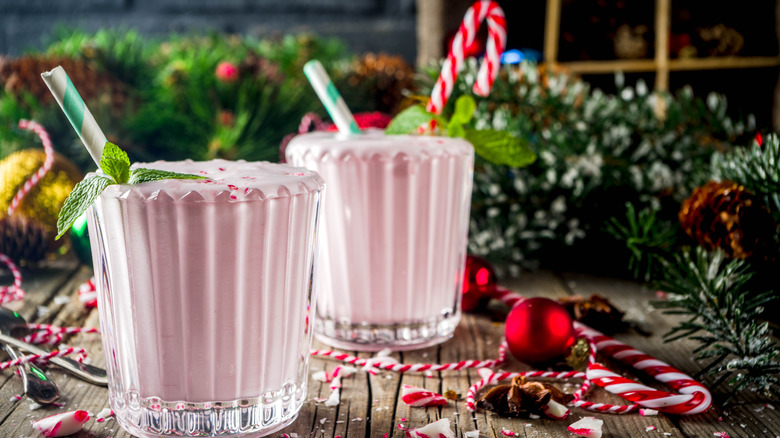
[345, 53, 415, 115]
[239, 54, 283, 84]
[679, 180, 777, 259]
[0, 55, 127, 114]
[0, 214, 52, 265]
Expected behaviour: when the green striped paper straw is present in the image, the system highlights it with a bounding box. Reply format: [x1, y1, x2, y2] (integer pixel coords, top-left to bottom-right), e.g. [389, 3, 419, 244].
[303, 60, 361, 135]
[41, 66, 107, 166]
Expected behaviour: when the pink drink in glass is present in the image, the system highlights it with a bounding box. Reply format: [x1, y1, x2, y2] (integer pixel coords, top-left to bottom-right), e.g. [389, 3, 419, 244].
[286, 130, 474, 350]
[87, 160, 324, 437]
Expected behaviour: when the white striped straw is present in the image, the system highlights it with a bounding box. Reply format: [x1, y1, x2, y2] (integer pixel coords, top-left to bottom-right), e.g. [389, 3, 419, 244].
[40, 66, 107, 166]
[303, 60, 360, 135]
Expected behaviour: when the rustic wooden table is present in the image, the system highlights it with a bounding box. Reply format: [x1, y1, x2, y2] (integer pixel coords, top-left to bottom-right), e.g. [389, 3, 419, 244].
[0, 257, 776, 437]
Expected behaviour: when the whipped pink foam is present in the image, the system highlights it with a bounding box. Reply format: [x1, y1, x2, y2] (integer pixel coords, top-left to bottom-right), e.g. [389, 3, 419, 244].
[102, 159, 323, 201]
[286, 131, 474, 332]
[89, 159, 324, 404]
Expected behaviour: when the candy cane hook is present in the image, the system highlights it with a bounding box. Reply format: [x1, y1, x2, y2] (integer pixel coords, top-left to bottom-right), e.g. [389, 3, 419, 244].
[426, 0, 507, 114]
[578, 322, 712, 415]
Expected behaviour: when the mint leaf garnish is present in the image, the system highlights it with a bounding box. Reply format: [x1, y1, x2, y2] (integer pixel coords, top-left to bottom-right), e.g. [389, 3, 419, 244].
[385, 98, 536, 169]
[386, 105, 440, 135]
[56, 141, 207, 239]
[447, 95, 476, 138]
[129, 168, 206, 185]
[465, 129, 537, 168]
[56, 175, 113, 239]
[100, 142, 131, 184]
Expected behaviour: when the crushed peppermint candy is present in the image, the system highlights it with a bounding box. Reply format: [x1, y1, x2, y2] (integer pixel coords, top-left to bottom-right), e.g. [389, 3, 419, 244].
[646, 426, 656, 431]
[32, 410, 90, 437]
[400, 384, 448, 407]
[464, 431, 480, 438]
[568, 417, 604, 438]
[640, 408, 659, 416]
[324, 388, 340, 407]
[500, 429, 517, 436]
[405, 418, 455, 438]
[95, 408, 114, 423]
[53, 295, 71, 305]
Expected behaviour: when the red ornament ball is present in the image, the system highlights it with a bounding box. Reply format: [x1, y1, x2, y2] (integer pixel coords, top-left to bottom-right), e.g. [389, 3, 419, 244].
[505, 297, 576, 364]
[461, 255, 497, 312]
[215, 61, 239, 83]
[326, 111, 392, 131]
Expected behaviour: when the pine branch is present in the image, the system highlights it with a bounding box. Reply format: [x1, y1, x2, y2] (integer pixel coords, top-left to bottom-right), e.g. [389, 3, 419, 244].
[654, 248, 780, 399]
[605, 203, 679, 281]
[712, 133, 780, 219]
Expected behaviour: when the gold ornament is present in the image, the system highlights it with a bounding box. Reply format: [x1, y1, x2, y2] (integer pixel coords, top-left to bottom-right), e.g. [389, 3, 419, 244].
[0, 149, 82, 263]
[565, 338, 591, 371]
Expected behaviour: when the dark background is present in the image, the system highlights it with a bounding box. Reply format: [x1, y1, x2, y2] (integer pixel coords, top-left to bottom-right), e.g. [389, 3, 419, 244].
[1, 0, 778, 128]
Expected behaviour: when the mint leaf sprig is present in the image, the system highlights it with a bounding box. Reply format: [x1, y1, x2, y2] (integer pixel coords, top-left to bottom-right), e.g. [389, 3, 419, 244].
[385, 95, 537, 168]
[56, 142, 205, 239]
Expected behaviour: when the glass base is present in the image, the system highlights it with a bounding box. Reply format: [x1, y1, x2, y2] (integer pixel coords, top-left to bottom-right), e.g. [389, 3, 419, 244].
[314, 312, 460, 351]
[112, 389, 304, 437]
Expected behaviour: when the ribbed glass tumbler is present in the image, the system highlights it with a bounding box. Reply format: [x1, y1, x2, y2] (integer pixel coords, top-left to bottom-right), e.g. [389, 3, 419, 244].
[286, 130, 474, 351]
[87, 160, 325, 437]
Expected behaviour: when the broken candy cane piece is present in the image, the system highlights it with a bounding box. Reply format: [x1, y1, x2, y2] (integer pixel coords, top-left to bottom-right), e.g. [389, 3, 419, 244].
[640, 408, 659, 416]
[312, 370, 330, 382]
[568, 417, 604, 438]
[405, 418, 455, 438]
[542, 399, 571, 420]
[401, 384, 448, 407]
[325, 388, 340, 407]
[464, 431, 480, 438]
[32, 410, 90, 437]
[95, 408, 114, 422]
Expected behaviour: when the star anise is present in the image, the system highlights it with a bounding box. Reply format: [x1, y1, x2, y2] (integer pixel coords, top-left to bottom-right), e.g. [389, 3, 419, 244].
[476, 375, 574, 417]
[559, 294, 627, 334]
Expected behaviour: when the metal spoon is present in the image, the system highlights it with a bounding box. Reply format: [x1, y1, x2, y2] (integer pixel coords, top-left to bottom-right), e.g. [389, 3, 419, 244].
[0, 309, 59, 404]
[0, 332, 107, 386]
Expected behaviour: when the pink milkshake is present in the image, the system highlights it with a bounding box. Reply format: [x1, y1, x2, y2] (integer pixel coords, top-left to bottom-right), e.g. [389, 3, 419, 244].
[86, 159, 324, 437]
[286, 130, 474, 350]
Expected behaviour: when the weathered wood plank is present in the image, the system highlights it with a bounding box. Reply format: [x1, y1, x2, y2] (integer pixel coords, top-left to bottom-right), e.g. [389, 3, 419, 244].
[440, 314, 483, 438]
[3, 268, 776, 437]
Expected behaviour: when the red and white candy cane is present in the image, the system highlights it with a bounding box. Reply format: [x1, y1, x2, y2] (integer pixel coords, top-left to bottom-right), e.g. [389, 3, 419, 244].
[298, 112, 324, 134]
[22, 323, 99, 346]
[426, 0, 507, 114]
[579, 322, 712, 415]
[1, 119, 55, 305]
[0, 254, 25, 305]
[78, 277, 97, 308]
[0, 346, 88, 371]
[311, 340, 509, 374]
[9, 120, 55, 216]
